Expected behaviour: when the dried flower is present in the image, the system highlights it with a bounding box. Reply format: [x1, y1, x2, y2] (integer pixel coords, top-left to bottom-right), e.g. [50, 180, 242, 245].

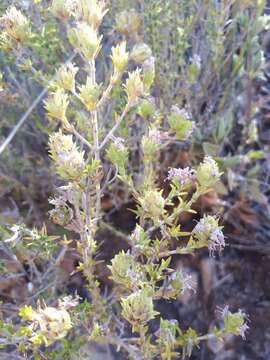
[111, 42, 129, 74]
[196, 156, 222, 188]
[192, 215, 225, 256]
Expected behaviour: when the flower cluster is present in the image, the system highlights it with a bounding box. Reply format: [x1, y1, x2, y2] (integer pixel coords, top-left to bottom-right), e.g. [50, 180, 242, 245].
[192, 215, 225, 256]
[19, 300, 75, 346]
[49, 131, 86, 181]
[167, 167, 195, 187]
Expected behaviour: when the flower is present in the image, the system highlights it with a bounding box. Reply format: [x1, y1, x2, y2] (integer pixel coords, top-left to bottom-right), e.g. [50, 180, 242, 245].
[50, 0, 76, 21]
[111, 42, 129, 74]
[113, 137, 126, 151]
[49, 131, 86, 181]
[56, 63, 78, 92]
[121, 290, 158, 331]
[192, 215, 225, 256]
[148, 128, 162, 144]
[130, 43, 152, 64]
[44, 89, 69, 121]
[58, 295, 80, 310]
[0, 6, 31, 44]
[168, 105, 194, 140]
[167, 167, 195, 187]
[68, 22, 102, 60]
[218, 306, 249, 340]
[196, 156, 222, 188]
[76, 0, 107, 29]
[124, 69, 144, 104]
[115, 9, 141, 36]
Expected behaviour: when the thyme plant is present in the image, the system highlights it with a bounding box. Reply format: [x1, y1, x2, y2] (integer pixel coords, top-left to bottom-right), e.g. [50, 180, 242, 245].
[0, 1, 249, 359]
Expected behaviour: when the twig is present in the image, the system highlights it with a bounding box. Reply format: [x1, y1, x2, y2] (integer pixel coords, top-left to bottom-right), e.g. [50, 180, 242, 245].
[0, 52, 77, 156]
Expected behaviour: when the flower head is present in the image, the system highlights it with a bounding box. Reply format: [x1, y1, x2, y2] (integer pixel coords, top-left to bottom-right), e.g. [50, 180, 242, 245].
[56, 63, 78, 92]
[50, 0, 76, 21]
[196, 156, 222, 188]
[115, 9, 141, 36]
[130, 43, 152, 64]
[167, 167, 195, 187]
[192, 215, 225, 256]
[121, 290, 158, 331]
[111, 42, 129, 74]
[218, 306, 249, 340]
[76, 0, 107, 29]
[0, 6, 31, 44]
[49, 131, 86, 181]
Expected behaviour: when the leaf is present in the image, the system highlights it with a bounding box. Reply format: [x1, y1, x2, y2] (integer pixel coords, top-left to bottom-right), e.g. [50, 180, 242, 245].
[203, 142, 220, 157]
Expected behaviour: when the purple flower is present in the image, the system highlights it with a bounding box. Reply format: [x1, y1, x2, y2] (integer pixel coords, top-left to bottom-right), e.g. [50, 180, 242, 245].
[149, 128, 162, 144]
[167, 167, 195, 186]
[208, 228, 225, 256]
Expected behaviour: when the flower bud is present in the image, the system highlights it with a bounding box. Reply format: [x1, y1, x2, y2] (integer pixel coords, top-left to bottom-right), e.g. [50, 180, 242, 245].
[139, 189, 165, 222]
[121, 290, 158, 331]
[192, 215, 225, 256]
[124, 69, 144, 104]
[56, 63, 78, 92]
[196, 156, 221, 188]
[115, 9, 141, 37]
[130, 43, 152, 64]
[44, 89, 69, 121]
[111, 42, 129, 74]
[168, 105, 194, 141]
[0, 6, 31, 44]
[78, 77, 102, 111]
[50, 0, 76, 21]
[68, 23, 102, 60]
[49, 131, 86, 181]
[76, 0, 107, 29]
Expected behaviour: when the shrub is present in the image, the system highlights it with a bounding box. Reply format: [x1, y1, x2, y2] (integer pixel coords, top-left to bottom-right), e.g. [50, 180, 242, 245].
[0, 1, 257, 359]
